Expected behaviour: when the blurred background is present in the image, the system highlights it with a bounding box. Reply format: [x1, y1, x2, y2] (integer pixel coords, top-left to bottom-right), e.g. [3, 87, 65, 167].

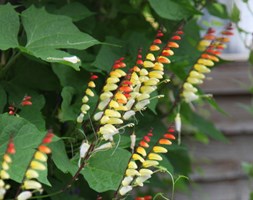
[176, 1, 253, 199]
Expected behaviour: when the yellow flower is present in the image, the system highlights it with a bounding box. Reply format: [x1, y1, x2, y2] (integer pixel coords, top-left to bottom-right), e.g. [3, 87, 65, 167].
[126, 169, 140, 176]
[26, 169, 39, 179]
[119, 186, 133, 195]
[194, 64, 211, 73]
[81, 104, 90, 112]
[182, 91, 199, 102]
[105, 109, 121, 118]
[146, 53, 155, 61]
[139, 69, 149, 76]
[189, 71, 205, 79]
[110, 71, 121, 78]
[132, 153, 145, 162]
[109, 100, 120, 108]
[0, 170, 10, 179]
[198, 40, 211, 47]
[23, 180, 42, 190]
[82, 95, 89, 103]
[17, 191, 32, 200]
[139, 169, 153, 176]
[123, 110, 135, 120]
[107, 77, 120, 84]
[88, 81, 96, 88]
[135, 175, 151, 187]
[148, 153, 163, 161]
[197, 59, 214, 67]
[143, 61, 154, 68]
[85, 88, 94, 97]
[34, 151, 47, 162]
[115, 105, 128, 111]
[153, 62, 164, 71]
[140, 86, 157, 94]
[107, 118, 124, 125]
[183, 83, 197, 92]
[100, 92, 113, 101]
[103, 83, 118, 91]
[114, 69, 126, 76]
[115, 93, 127, 102]
[130, 72, 140, 85]
[122, 176, 133, 186]
[2, 161, 9, 170]
[128, 161, 138, 169]
[93, 111, 104, 121]
[135, 99, 150, 111]
[98, 99, 110, 110]
[144, 78, 159, 86]
[187, 77, 203, 85]
[100, 116, 110, 124]
[136, 147, 147, 157]
[153, 146, 168, 153]
[148, 71, 164, 79]
[30, 161, 46, 170]
[137, 94, 150, 101]
[142, 160, 159, 167]
[139, 76, 149, 83]
[3, 155, 12, 163]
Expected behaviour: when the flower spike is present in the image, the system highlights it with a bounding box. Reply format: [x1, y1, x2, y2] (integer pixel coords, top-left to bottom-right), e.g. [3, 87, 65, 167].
[16, 131, 54, 199]
[0, 137, 16, 200]
[77, 73, 99, 123]
[116, 129, 175, 197]
[182, 24, 233, 103]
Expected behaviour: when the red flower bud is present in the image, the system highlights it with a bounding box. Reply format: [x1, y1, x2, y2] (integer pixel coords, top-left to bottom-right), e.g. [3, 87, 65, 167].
[91, 75, 98, 80]
[143, 136, 150, 142]
[171, 35, 181, 40]
[153, 39, 162, 44]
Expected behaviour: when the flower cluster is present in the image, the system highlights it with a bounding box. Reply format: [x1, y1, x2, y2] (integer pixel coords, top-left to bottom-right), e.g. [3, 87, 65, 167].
[77, 74, 99, 123]
[182, 24, 233, 103]
[0, 137, 15, 200]
[16, 131, 54, 200]
[92, 28, 183, 142]
[118, 128, 176, 196]
[8, 95, 32, 116]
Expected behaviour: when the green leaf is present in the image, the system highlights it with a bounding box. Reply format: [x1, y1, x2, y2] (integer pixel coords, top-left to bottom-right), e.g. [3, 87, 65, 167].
[4, 83, 46, 130]
[148, 91, 158, 114]
[0, 114, 50, 185]
[49, 140, 78, 175]
[167, 145, 191, 175]
[148, 0, 197, 21]
[207, 3, 228, 19]
[20, 6, 99, 70]
[10, 56, 60, 91]
[59, 86, 79, 122]
[181, 103, 226, 141]
[0, 3, 19, 50]
[82, 148, 131, 192]
[230, 3, 240, 23]
[0, 84, 7, 113]
[55, 2, 94, 22]
[93, 37, 125, 73]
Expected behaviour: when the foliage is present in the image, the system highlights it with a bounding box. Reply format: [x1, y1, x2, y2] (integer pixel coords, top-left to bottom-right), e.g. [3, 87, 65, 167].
[0, 0, 234, 200]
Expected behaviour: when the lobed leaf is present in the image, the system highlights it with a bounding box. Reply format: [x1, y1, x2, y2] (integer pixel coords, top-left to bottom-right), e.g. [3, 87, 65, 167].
[0, 114, 50, 185]
[20, 6, 99, 70]
[0, 3, 19, 50]
[82, 148, 131, 192]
